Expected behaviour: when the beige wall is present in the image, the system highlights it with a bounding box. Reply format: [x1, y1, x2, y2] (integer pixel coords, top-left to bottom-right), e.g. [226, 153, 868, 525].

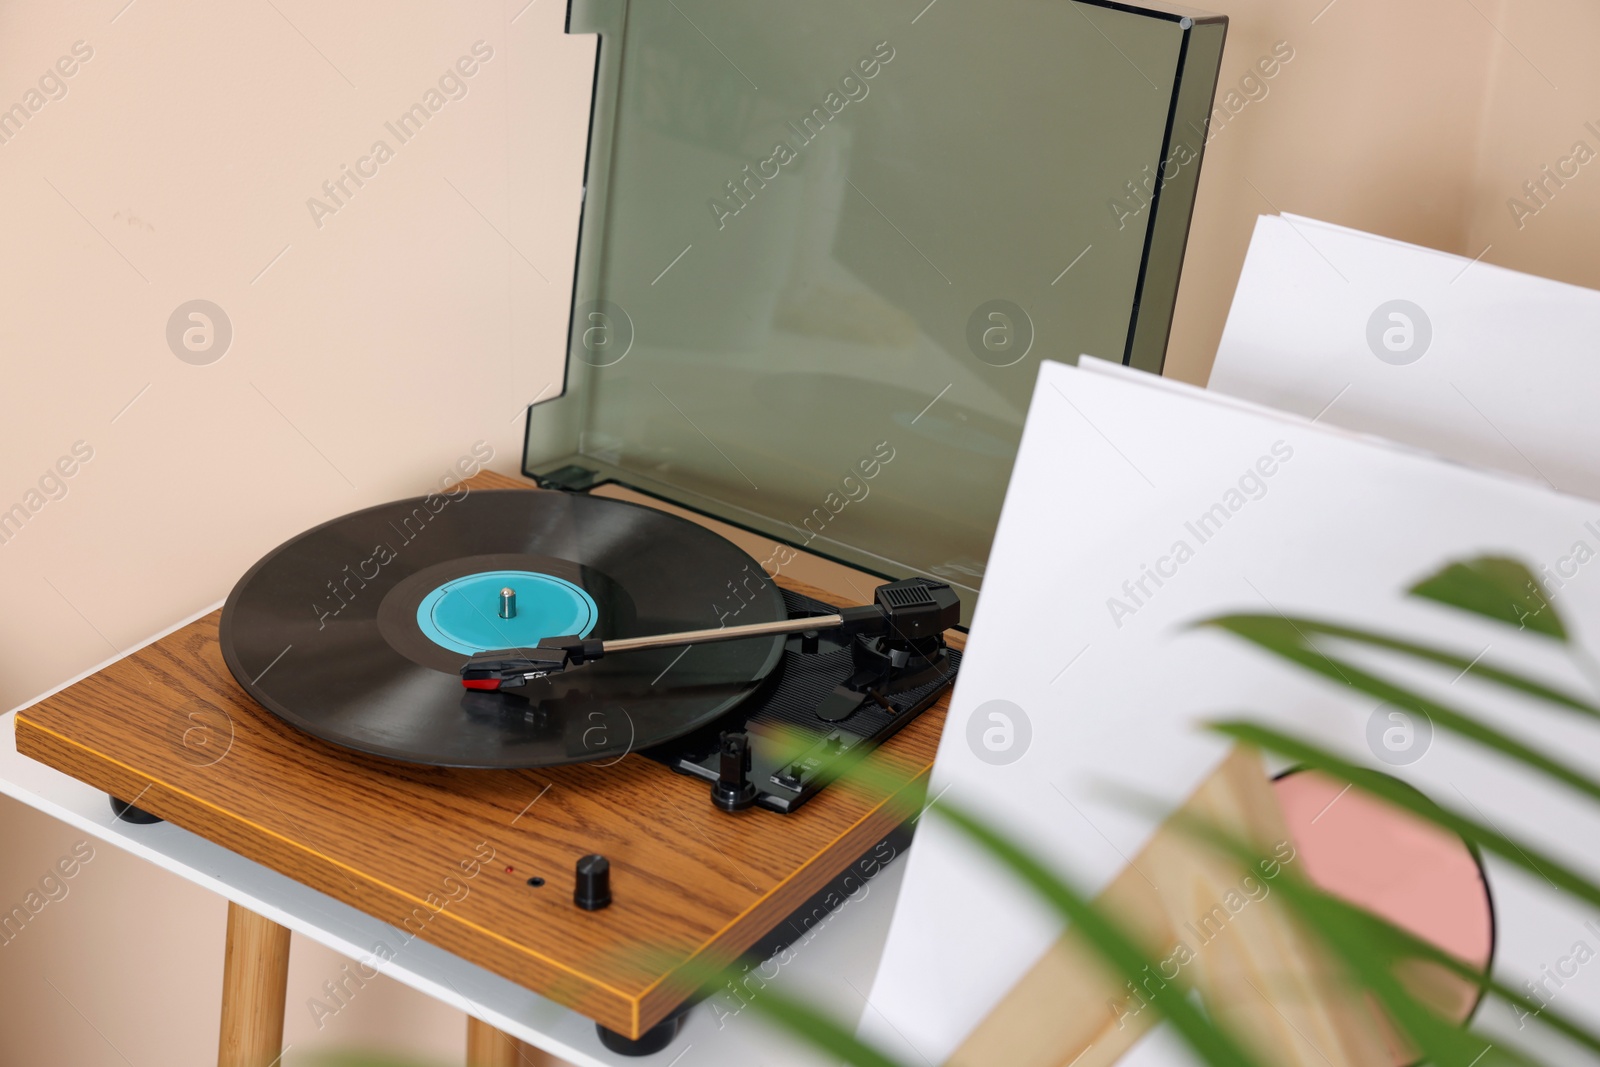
[1161, 0, 1600, 386]
[1462, 0, 1600, 292]
[1, 0, 1593, 1063]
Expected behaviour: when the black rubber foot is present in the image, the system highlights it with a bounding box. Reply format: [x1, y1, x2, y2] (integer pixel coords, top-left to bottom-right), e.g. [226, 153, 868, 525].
[597, 1007, 688, 1056]
[109, 796, 162, 824]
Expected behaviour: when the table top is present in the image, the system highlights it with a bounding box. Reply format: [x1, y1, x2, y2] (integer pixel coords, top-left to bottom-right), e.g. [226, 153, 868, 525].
[10, 470, 954, 1042]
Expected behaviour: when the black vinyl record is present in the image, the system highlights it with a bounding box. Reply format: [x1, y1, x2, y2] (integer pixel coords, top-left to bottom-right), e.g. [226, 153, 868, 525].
[220, 489, 787, 768]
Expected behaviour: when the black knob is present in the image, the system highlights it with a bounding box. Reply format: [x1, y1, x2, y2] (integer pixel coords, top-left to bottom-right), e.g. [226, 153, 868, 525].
[800, 629, 820, 654]
[574, 854, 611, 910]
[711, 731, 758, 812]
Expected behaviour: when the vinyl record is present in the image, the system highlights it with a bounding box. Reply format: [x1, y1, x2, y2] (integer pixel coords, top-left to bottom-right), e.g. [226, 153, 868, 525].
[220, 489, 787, 767]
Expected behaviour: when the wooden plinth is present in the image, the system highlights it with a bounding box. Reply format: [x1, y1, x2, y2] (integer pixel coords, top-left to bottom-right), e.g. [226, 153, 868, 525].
[15, 472, 952, 1038]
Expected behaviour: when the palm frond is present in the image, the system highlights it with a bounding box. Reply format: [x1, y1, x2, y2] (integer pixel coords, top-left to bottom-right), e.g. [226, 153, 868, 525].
[1199, 614, 1599, 720]
[1199, 618, 1600, 807]
[1409, 557, 1566, 641]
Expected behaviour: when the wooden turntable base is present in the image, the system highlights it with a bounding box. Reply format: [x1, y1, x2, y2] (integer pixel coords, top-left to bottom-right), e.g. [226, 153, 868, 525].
[14, 471, 955, 1039]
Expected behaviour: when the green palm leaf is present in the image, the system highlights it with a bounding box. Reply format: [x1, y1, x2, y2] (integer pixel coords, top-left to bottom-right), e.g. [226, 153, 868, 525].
[1410, 557, 1566, 640]
[1199, 616, 1600, 807]
[1199, 614, 1600, 720]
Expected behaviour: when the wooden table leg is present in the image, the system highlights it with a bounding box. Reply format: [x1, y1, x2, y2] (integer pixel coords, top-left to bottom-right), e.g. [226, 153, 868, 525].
[217, 901, 292, 1067]
[468, 1015, 570, 1066]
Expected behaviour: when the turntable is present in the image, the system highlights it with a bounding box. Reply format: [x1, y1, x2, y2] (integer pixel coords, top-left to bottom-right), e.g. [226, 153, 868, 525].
[11, 0, 1224, 1060]
[17, 474, 966, 1054]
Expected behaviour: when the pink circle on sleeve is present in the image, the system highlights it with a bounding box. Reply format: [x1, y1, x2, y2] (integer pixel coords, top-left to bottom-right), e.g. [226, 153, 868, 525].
[1274, 769, 1493, 1059]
